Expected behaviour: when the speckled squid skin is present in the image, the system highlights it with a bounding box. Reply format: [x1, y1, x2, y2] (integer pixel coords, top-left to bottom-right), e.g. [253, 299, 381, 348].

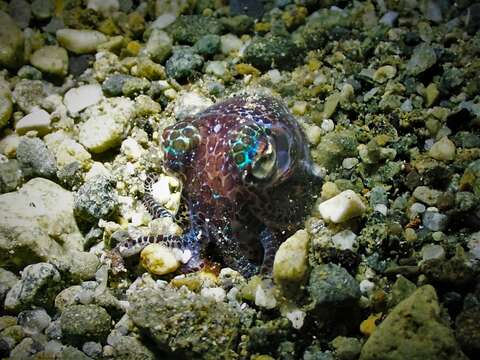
[117, 94, 322, 277]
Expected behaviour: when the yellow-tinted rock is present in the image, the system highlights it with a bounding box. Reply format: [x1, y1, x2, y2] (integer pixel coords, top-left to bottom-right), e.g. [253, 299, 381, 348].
[140, 243, 180, 275]
[360, 313, 382, 337]
[429, 136, 456, 162]
[273, 230, 310, 290]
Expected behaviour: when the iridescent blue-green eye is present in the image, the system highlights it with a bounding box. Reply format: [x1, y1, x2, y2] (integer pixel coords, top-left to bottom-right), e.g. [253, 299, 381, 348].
[230, 124, 277, 181]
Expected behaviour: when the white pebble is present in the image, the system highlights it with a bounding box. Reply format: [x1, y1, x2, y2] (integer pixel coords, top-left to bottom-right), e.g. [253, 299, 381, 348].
[285, 309, 306, 330]
[359, 279, 375, 294]
[57, 29, 108, 54]
[342, 157, 359, 169]
[331, 229, 357, 251]
[200, 287, 226, 302]
[254, 284, 277, 309]
[64, 84, 103, 114]
[220, 34, 243, 54]
[374, 204, 388, 216]
[318, 190, 366, 223]
[409, 202, 426, 217]
[16, 107, 51, 135]
[321, 119, 335, 132]
[87, 0, 119, 15]
[174, 92, 213, 120]
[151, 13, 177, 30]
[266, 69, 282, 84]
[120, 137, 144, 160]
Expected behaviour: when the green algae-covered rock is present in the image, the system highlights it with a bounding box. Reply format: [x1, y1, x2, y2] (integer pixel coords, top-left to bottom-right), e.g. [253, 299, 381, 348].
[128, 282, 241, 359]
[61, 304, 112, 346]
[308, 263, 360, 307]
[194, 34, 221, 56]
[108, 335, 155, 360]
[455, 305, 480, 357]
[360, 285, 467, 360]
[165, 48, 204, 80]
[406, 44, 437, 76]
[74, 175, 118, 223]
[243, 36, 304, 71]
[167, 15, 223, 45]
[0, 11, 24, 70]
[313, 130, 358, 171]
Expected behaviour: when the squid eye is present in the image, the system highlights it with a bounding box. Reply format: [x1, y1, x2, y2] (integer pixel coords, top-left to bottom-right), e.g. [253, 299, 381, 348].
[251, 139, 276, 180]
[163, 124, 200, 156]
[230, 123, 281, 183]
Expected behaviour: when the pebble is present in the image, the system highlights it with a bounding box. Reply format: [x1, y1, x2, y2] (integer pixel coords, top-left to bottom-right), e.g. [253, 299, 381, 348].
[31, 0, 54, 20]
[165, 49, 204, 81]
[379, 11, 398, 26]
[173, 91, 213, 120]
[143, 29, 172, 64]
[194, 34, 221, 56]
[421, 244, 445, 262]
[30, 46, 69, 77]
[412, 186, 442, 206]
[373, 65, 397, 83]
[409, 202, 426, 217]
[16, 137, 57, 179]
[15, 108, 51, 136]
[423, 211, 448, 231]
[17, 309, 51, 335]
[87, 0, 119, 16]
[220, 34, 243, 54]
[359, 279, 375, 294]
[308, 263, 360, 307]
[331, 230, 357, 251]
[321, 119, 335, 132]
[428, 136, 456, 161]
[78, 97, 135, 153]
[140, 243, 180, 275]
[120, 137, 144, 160]
[64, 84, 103, 114]
[254, 282, 277, 309]
[74, 175, 118, 223]
[266, 69, 282, 84]
[406, 44, 437, 76]
[4, 263, 62, 312]
[0, 11, 24, 70]
[200, 287, 226, 302]
[342, 157, 359, 169]
[318, 190, 366, 223]
[151, 13, 177, 30]
[61, 304, 112, 346]
[273, 229, 310, 290]
[56, 29, 108, 54]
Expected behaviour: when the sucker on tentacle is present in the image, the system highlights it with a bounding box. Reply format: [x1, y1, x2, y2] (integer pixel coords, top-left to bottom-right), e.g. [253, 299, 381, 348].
[111, 94, 322, 277]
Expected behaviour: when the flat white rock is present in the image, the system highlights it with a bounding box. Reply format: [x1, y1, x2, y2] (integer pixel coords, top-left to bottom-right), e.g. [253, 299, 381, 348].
[318, 190, 366, 223]
[64, 84, 103, 114]
[57, 29, 108, 54]
[16, 108, 51, 135]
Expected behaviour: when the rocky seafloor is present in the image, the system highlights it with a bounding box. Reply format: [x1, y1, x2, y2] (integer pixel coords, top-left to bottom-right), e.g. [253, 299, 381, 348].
[1, 0, 480, 359]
